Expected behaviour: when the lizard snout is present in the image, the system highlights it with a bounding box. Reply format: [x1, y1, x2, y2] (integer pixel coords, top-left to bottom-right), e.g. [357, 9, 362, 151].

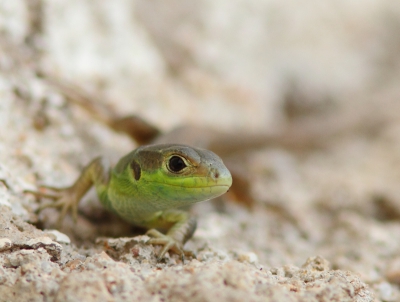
[208, 166, 232, 188]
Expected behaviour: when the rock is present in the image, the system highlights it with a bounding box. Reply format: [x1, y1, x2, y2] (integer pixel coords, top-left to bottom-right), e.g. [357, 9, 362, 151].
[0, 238, 12, 251]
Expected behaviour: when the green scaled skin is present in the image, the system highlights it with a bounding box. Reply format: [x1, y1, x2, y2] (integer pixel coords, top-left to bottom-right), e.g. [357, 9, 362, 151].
[34, 144, 232, 260]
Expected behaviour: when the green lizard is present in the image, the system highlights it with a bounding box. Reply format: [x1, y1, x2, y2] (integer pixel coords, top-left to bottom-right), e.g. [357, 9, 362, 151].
[33, 143, 232, 260]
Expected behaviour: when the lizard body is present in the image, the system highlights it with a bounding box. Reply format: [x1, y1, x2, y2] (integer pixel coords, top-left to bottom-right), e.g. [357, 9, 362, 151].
[34, 144, 232, 260]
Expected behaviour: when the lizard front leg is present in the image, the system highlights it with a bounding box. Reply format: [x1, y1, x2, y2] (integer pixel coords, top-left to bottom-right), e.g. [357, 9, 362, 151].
[145, 210, 197, 261]
[27, 157, 111, 227]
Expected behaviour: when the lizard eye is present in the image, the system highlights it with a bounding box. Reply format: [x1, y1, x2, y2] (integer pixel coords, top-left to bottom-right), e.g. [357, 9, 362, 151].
[168, 156, 187, 173]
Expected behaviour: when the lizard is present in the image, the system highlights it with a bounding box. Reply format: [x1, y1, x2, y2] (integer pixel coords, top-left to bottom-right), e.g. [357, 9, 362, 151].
[31, 143, 232, 260]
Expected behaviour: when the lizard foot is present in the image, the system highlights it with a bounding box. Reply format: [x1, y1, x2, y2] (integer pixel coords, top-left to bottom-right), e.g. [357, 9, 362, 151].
[146, 229, 194, 262]
[25, 186, 79, 228]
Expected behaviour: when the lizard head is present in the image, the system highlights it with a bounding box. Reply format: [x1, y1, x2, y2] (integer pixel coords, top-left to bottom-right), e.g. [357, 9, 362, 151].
[113, 144, 232, 211]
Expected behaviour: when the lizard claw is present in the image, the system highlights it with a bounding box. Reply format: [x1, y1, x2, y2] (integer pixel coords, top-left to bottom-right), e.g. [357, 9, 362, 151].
[25, 186, 79, 228]
[146, 229, 194, 262]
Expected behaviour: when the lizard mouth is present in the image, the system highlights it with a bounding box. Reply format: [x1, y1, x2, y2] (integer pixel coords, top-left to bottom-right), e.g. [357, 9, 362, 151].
[148, 178, 232, 193]
[147, 180, 231, 199]
[151, 182, 231, 189]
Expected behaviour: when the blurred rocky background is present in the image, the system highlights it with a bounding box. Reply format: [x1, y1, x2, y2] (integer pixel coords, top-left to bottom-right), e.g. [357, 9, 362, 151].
[1, 0, 400, 301]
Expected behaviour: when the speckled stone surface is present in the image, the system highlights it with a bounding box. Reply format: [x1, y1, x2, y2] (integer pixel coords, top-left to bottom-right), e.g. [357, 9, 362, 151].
[2, 1, 400, 301]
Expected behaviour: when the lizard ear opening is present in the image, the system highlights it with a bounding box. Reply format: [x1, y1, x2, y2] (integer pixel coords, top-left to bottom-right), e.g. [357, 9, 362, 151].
[130, 160, 141, 180]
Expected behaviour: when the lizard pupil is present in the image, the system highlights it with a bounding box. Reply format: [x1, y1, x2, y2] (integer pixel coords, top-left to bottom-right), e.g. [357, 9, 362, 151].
[168, 156, 187, 173]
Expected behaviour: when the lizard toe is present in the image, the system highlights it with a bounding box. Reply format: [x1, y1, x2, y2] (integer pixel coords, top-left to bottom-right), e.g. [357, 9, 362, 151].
[146, 229, 189, 261]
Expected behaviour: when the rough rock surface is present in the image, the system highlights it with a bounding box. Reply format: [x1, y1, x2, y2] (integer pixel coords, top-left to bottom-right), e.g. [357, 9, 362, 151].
[2, 0, 400, 301]
[0, 205, 374, 302]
